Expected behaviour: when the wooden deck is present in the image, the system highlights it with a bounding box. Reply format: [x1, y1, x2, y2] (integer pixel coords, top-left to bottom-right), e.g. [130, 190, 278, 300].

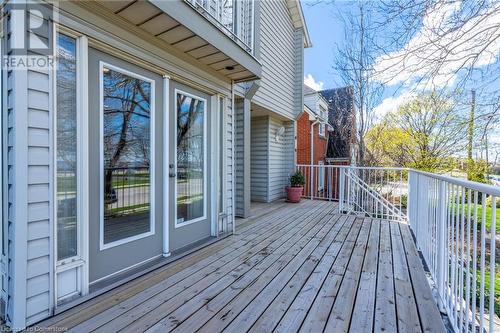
[37, 200, 445, 333]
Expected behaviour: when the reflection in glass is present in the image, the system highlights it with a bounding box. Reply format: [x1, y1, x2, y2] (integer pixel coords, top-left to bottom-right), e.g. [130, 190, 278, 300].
[176, 92, 205, 224]
[102, 66, 152, 244]
[56, 33, 78, 260]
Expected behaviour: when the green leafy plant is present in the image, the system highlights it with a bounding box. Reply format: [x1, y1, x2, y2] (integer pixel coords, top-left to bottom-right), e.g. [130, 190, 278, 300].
[290, 171, 305, 187]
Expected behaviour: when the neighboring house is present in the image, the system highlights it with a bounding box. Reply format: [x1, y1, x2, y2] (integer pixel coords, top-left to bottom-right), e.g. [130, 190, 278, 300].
[297, 85, 330, 165]
[296, 85, 331, 196]
[0, 0, 309, 329]
[320, 86, 357, 165]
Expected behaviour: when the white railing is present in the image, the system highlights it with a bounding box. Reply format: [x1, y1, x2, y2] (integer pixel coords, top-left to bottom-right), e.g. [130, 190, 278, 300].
[409, 170, 499, 333]
[341, 167, 408, 221]
[184, 0, 254, 53]
[297, 164, 499, 332]
[296, 164, 343, 201]
[296, 165, 407, 221]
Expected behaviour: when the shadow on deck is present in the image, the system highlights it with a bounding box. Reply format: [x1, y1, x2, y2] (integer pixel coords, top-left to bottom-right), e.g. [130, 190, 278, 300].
[35, 200, 445, 332]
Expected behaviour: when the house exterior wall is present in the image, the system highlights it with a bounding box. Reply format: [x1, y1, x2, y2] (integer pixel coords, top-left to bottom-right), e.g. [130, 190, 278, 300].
[233, 0, 306, 215]
[268, 116, 289, 201]
[297, 112, 311, 165]
[296, 111, 328, 165]
[235, 99, 246, 216]
[245, 0, 304, 121]
[250, 117, 268, 202]
[248, 115, 295, 203]
[3, 1, 240, 328]
[5, 4, 54, 327]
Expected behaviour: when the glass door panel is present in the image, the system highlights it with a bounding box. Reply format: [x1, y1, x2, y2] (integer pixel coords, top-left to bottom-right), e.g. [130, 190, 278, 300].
[101, 64, 154, 248]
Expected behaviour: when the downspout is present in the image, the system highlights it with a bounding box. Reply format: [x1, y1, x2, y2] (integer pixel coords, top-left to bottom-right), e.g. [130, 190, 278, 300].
[310, 117, 320, 165]
[310, 118, 320, 199]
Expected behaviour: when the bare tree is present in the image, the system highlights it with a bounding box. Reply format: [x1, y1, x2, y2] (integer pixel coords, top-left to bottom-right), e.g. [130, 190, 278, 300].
[374, 0, 500, 91]
[333, 1, 384, 165]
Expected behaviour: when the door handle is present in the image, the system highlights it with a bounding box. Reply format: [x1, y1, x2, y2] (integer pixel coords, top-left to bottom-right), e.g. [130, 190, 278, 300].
[169, 163, 176, 178]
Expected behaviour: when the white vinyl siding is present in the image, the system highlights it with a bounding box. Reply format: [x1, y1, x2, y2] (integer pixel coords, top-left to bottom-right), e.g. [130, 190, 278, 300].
[5, 4, 53, 327]
[250, 0, 303, 120]
[234, 99, 245, 217]
[26, 29, 52, 328]
[268, 117, 295, 201]
[250, 117, 268, 202]
[247, 116, 295, 203]
[224, 96, 234, 231]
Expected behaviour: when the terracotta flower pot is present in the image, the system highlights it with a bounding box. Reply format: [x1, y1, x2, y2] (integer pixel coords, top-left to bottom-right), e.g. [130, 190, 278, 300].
[286, 186, 303, 203]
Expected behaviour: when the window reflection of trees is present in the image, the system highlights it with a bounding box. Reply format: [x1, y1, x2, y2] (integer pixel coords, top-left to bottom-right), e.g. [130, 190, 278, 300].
[176, 93, 205, 223]
[177, 94, 204, 174]
[102, 68, 151, 229]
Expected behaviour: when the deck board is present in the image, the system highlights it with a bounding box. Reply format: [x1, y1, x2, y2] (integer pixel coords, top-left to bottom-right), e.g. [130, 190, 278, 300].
[35, 200, 445, 333]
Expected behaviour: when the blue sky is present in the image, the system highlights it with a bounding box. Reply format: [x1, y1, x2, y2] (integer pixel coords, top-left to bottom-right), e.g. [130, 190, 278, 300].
[301, 0, 499, 153]
[302, 1, 343, 90]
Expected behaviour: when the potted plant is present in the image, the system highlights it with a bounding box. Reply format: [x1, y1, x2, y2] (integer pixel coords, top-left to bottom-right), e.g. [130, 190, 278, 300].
[286, 171, 305, 203]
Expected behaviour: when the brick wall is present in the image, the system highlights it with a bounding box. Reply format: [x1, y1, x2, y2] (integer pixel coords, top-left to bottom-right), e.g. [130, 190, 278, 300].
[296, 111, 328, 165]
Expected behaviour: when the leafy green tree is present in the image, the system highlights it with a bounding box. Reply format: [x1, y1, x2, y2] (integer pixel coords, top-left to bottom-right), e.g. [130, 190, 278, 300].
[366, 93, 466, 172]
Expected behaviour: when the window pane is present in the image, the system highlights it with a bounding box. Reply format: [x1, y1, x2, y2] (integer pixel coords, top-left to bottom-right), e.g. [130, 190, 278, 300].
[56, 34, 78, 260]
[102, 67, 152, 244]
[176, 92, 205, 224]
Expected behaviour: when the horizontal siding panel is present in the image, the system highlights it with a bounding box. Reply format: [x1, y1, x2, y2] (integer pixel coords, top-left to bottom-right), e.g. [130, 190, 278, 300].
[27, 256, 50, 279]
[27, 238, 50, 260]
[27, 71, 50, 92]
[28, 220, 50, 241]
[26, 292, 50, 318]
[28, 146, 49, 165]
[28, 202, 50, 222]
[28, 165, 50, 184]
[26, 274, 50, 299]
[28, 184, 49, 203]
[28, 128, 49, 147]
[28, 89, 49, 111]
[28, 109, 50, 129]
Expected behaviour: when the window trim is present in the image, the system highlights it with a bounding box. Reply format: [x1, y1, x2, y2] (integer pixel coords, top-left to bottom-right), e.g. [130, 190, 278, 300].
[319, 122, 326, 137]
[318, 161, 325, 191]
[99, 61, 156, 251]
[54, 32, 82, 265]
[174, 88, 208, 228]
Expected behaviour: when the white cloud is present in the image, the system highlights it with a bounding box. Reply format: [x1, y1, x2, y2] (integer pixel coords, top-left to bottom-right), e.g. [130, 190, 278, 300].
[304, 74, 324, 91]
[373, 91, 415, 119]
[373, 1, 500, 90]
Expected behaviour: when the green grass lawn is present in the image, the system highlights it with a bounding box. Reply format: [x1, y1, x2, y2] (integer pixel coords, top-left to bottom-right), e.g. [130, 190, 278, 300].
[477, 205, 500, 234]
[112, 176, 150, 188]
[454, 203, 499, 234]
[475, 266, 500, 317]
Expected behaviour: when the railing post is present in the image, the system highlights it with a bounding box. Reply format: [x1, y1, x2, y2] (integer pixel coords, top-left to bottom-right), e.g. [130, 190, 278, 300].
[310, 165, 313, 200]
[339, 167, 345, 213]
[436, 179, 447, 312]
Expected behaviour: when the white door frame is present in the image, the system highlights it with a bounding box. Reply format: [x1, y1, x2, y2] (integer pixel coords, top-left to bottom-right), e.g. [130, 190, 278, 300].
[53, 26, 90, 305]
[162, 75, 170, 257]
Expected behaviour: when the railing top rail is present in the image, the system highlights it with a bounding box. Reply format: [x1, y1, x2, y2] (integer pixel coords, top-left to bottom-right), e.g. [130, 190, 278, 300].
[410, 169, 500, 196]
[296, 163, 500, 196]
